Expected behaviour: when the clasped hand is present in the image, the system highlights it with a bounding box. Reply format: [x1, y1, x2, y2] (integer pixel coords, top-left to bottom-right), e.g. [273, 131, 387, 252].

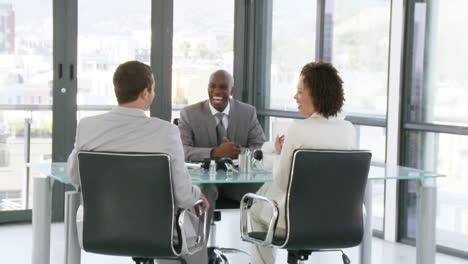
[211, 137, 241, 159]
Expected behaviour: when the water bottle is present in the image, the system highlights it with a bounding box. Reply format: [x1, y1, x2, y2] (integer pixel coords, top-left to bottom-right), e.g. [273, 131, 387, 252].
[209, 160, 217, 179]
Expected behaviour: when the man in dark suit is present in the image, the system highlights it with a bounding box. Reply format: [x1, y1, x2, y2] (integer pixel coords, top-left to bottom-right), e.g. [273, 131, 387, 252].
[178, 69, 266, 243]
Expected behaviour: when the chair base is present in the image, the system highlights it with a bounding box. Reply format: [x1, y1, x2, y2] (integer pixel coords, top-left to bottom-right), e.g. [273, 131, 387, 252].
[287, 250, 312, 264]
[286, 249, 351, 264]
[208, 247, 250, 264]
[132, 258, 154, 264]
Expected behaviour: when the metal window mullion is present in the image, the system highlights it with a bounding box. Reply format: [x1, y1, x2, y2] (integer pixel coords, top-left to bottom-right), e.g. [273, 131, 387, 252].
[315, 0, 326, 61]
[345, 115, 386, 128]
[384, 0, 405, 243]
[52, 0, 77, 222]
[399, 0, 437, 248]
[253, 0, 272, 109]
[23, 118, 32, 209]
[253, 0, 272, 135]
[0, 104, 52, 110]
[234, 0, 247, 102]
[403, 122, 468, 136]
[52, 0, 77, 162]
[235, 0, 272, 133]
[233, 0, 254, 104]
[257, 109, 387, 127]
[244, 0, 256, 105]
[150, 0, 173, 121]
[398, 0, 418, 243]
[316, 0, 334, 62]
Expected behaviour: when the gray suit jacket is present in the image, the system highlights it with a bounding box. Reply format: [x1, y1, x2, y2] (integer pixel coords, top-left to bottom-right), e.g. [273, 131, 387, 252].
[67, 106, 201, 209]
[178, 98, 266, 161]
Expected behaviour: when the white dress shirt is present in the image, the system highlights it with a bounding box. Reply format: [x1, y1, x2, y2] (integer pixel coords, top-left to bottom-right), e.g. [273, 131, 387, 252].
[209, 101, 230, 129]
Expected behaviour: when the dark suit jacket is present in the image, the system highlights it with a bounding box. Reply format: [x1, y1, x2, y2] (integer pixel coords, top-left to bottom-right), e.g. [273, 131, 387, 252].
[178, 98, 266, 161]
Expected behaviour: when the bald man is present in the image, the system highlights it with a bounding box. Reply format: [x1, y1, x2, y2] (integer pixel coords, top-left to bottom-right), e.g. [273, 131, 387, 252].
[178, 69, 266, 250]
[179, 70, 265, 160]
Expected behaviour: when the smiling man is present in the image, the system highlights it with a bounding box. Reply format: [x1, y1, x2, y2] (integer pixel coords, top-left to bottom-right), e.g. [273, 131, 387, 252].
[178, 69, 265, 161]
[178, 70, 266, 259]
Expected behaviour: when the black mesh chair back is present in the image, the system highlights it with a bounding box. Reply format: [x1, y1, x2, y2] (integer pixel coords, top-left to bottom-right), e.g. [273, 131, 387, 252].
[78, 151, 179, 258]
[283, 149, 371, 250]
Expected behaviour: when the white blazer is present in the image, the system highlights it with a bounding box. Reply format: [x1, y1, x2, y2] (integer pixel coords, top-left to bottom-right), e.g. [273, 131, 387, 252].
[253, 113, 356, 236]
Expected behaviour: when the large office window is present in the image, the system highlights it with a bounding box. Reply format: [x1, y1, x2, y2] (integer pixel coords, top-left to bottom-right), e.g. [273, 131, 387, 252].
[356, 125, 386, 162]
[332, 0, 390, 116]
[269, 0, 316, 110]
[172, 0, 234, 118]
[401, 0, 468, 254]
[402, 131, 468, 252]
[431, 132, 468, 251]
[77, 0, 151, 106]
[411, 1, 468, 127]
[0, 1, 52, 213]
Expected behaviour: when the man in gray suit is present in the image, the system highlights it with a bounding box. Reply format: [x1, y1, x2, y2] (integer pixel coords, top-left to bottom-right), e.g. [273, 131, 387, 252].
[178, 70, 266, 243]
[67, 61, 209, 264]
[178, 70, 265, 161]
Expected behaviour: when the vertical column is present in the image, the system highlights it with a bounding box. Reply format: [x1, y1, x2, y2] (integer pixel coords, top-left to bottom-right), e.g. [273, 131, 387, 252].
[416, 178, 437, 264]
[233, 0, 248, 102]
[384, 0, 405, 242]
[64, 191, 81, 264]
[414, 2, 439, 261]
[233, 0, 254, 104]
[32, 176, 52, 264]
[252, 0, 272, 109]
[315, 0, 334, 62]
[151, 0, 174, 122]
[252, 0, 272, 131]
[53, 0, 77, 162]
[23, 118, 32, 209]
[360, 181, 373, 264]
[52, 0, 78, 221]
[233, 0, 272, 133]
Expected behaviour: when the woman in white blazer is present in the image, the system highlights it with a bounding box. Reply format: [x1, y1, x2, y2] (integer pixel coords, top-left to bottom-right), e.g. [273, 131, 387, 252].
[250, 62, 357, 264]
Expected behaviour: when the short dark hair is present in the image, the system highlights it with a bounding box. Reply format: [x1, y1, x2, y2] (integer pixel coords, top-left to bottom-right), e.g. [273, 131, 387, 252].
[300, 61, 344, 118]
[113, 61, 153, 104]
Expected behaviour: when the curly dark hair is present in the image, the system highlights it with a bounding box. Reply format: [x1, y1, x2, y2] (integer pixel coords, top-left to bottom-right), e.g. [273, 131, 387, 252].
[113, 61, 154, 104]
[300, 61, 344, 118]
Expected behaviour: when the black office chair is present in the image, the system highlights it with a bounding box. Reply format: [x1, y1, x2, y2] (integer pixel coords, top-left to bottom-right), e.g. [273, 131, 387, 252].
[240, 149, 372, 264]
[77, 151, 207, 264]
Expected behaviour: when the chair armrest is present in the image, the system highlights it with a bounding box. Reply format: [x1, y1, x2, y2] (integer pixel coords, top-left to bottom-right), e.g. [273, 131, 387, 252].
[177, 200, 208, 256]
[240, 193, 279, 246]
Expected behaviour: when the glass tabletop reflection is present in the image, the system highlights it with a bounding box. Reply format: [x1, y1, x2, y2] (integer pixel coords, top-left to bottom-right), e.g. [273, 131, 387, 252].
[27, 161, 444, 186]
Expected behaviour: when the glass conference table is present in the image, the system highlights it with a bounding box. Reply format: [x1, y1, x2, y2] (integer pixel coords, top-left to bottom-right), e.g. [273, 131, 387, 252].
[27, 162, 443, 264]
